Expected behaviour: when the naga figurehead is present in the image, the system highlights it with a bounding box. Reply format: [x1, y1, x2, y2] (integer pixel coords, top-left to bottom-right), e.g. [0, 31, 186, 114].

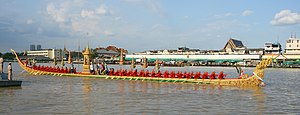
[253, 58, 272, 80]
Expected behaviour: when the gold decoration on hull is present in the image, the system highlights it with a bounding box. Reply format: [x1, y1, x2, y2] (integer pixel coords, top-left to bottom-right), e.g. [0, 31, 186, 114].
[142, 57, 148, 69]
[53, 55, 57, 66]
[155, 58, 160, 71]
[130, 58, 136, 69]
[68, 51, 72, 64]
[82, 45, 92, 75]
[119, 48, 124, 65]
[61, 55, 65, 66]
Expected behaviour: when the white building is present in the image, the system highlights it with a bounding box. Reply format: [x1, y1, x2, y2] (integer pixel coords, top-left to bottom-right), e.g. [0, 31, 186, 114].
[264, 42, 281, 55]
[247, 48, 264, 55]
[223, 38, 246, 54]
[27, 49, 64, 60]
[285, 37, 300, 54]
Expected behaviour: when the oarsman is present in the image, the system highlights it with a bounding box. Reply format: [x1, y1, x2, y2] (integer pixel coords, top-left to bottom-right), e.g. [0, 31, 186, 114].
[37, 65, 41, 70]
[156, 70, 162, 78]
[145, 70, 149, 77]
[109, 68, 114, 76]
[139, 70, 145, 77]
[170, 71, 175, 78]
[123, 69, 128, 76]
[67, 67, 71, 73]
[56, 66, 60, 73]
[127, 69, 133, 76]
[202, 72, 208, 79]
[64, 67, 68, 73]
[190, 72, 194, 79]
[239, 70, 245, 79]
[0, 57, 3, 73]
[73, 67, 77, 73]
[194, 72, 201, 80]
[210, 71, 216, 79]
[150, 70, 156, 78]
[186, 72, 191, 79]
[8, 62, 12, 80]
[177, 71, 183, 79]
[45, 66, 49, 71]
[132, 69, 138, 76]
[119, 69, 124, 76]
[183, 71, 187, 78]
[174, 71, 178, 78]
[114, 70, 119, 76]
[218, 71, 226, 79]
[49, 66, 53, 72]
[41, 65, 45, 71]
[60, 67, 64, 73]
[163, 70, 169, 78]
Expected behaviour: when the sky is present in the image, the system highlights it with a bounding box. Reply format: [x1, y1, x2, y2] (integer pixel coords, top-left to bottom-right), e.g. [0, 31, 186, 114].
[1, 0, 300, 53]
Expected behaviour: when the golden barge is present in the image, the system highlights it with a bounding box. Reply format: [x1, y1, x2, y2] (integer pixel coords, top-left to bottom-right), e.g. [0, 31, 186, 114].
[12, 49, 271, 87]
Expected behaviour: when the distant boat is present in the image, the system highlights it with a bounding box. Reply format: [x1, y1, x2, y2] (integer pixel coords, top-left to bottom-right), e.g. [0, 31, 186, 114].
[0, 73, 22, 87]
[11, 49, 271, 87]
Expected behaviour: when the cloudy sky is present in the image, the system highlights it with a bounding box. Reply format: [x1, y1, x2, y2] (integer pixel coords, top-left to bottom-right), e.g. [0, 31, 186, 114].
[1, 0, 300, 53]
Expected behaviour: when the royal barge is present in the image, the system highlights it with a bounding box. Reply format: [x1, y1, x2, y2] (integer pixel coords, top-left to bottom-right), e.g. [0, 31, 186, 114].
[12, 48, 271, 87]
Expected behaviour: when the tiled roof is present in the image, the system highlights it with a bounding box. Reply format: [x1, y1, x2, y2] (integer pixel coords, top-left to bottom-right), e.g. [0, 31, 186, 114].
[231, 39, 244, 47]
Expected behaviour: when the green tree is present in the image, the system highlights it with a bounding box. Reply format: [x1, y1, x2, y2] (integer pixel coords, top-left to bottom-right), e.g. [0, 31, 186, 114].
[91, 49, 98, 59]
[2, 52, 16, 60]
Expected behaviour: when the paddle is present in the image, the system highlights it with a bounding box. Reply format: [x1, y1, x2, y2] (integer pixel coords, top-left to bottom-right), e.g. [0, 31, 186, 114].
[252, 72, 264, 82]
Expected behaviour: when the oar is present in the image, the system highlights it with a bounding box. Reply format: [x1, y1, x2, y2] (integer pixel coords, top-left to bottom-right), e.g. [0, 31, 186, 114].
[173, 79, 178, 83]
[252, 72, 264, 82]
[20, 70, 26, 74]
[182, 79, 187, 83]
[142, 77, 146, 81]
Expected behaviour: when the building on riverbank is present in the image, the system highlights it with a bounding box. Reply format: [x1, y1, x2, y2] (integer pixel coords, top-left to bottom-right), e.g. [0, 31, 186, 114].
[280, 36, 300, 66]
[223, 38, 247, 54]
[284, 36, 300, 60]
[26, 44, 65, 60]
[93, 45, 128, 63]
[19, 36, 300, 67]
[125, 38, 262, 66]
[26, 49, 64, 60]
[262, 42, 282, 59]
[285, 36, 300, 55]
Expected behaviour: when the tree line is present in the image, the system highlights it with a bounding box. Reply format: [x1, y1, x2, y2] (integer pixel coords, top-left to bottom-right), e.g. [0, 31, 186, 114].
[0, 52, 22, 61]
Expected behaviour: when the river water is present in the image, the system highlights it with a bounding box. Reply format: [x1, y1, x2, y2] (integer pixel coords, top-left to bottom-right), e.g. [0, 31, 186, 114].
[0, 62, 299, 114]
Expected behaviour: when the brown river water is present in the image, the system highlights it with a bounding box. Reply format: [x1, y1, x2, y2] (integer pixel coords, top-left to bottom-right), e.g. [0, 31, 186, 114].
[0, 62, 299, 114]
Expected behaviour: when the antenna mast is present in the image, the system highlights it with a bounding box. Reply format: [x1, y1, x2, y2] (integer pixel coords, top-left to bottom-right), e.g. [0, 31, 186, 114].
[78, 39, 80, 61]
